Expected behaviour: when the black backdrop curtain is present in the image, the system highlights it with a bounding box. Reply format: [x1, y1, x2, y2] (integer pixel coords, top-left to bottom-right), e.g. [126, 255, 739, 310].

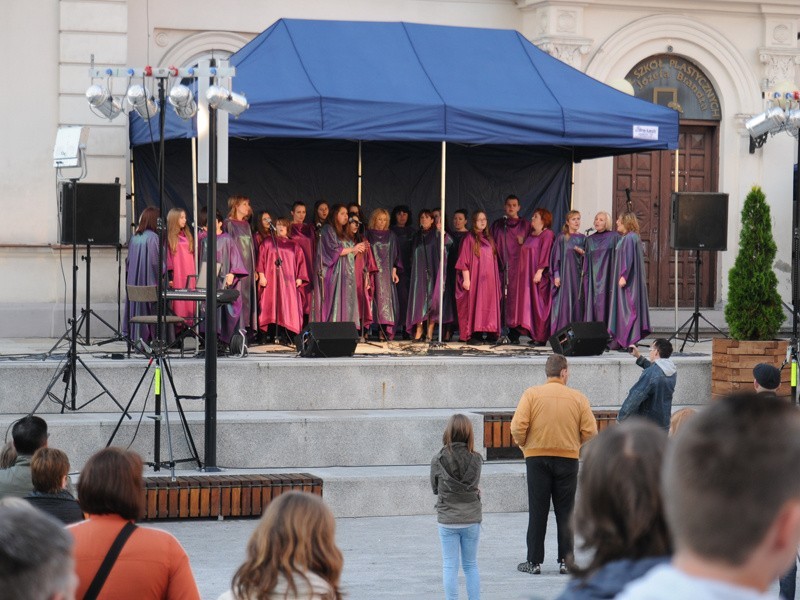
[132, 137, 571, 235]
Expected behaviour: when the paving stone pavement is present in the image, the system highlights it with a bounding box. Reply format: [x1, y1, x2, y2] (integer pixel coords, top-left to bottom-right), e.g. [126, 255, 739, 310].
[160, 511, 572, 600]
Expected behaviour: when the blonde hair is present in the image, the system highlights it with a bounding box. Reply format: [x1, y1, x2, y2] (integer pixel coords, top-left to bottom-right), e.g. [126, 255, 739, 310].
[166, 208, 193, 255]
[231, 492, 343, 600]
[368, 208, 390, 231]
[562, 210, 581, 236]
[595, 212, 612, 232]
[618, 212, 640, 235]
[669, 408, 697, 437]
[227, 195, 252, 220]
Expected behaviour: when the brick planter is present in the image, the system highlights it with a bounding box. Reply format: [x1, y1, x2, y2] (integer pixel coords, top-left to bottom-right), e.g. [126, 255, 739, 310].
[711, 338, 790, 400]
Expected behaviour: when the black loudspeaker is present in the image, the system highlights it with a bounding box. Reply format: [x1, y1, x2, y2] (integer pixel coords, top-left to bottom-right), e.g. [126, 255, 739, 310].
[295, 322, 359, 358]
[60, 182, 121, 245]
[548, 321, 608, 356]
[670, 192, 728, 251]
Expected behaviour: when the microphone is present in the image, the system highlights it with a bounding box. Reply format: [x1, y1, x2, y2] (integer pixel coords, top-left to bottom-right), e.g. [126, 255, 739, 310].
[315, 222, 323, 230]
[503, 215, 508, 220]
[266, 219, 276, 232]
[348, 216, 360, 225]
[585, 227, 594, 235]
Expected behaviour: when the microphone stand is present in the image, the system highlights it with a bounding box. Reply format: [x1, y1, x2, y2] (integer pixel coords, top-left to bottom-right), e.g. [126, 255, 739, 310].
[267, 223, 292, 346]
[355, 223, 381, 348]
[492, 217, 512, 347]
[577, 227, 593, 315]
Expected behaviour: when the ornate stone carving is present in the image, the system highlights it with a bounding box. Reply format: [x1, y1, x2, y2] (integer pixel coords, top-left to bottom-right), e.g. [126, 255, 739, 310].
[758, 48, 800, 90]
[536, 38, 592, 69]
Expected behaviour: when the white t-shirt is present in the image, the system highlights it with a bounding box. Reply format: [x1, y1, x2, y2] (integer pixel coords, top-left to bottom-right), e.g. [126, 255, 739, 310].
[616, 564, 776, 600]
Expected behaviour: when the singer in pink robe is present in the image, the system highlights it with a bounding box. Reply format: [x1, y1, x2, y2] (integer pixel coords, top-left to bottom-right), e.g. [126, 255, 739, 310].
[353, 230, 379, 330]
[455, 212, 502, 342]
[256, 222, 309, 337]
[512, 209, 555, 345]
[290, 221, 315, 316]
[490, 195, 530, 342]
[166, 209, 196, 325]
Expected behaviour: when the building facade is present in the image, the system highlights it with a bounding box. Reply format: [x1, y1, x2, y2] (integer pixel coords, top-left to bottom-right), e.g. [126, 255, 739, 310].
[1, 0, 797, 336]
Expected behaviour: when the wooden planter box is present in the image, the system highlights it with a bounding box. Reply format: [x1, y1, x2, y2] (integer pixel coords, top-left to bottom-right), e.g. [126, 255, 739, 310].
[711, 338, 790, 400]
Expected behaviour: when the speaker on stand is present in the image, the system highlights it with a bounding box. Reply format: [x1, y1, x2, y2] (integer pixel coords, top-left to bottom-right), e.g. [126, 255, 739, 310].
[669, 192, 729, 351]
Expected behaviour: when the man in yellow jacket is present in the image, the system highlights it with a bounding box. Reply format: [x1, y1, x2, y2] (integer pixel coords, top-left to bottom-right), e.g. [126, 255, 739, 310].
[511, 353, 597, 576]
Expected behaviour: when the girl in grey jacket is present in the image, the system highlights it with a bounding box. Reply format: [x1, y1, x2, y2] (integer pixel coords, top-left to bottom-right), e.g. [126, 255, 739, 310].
[431, 414, 483, 600]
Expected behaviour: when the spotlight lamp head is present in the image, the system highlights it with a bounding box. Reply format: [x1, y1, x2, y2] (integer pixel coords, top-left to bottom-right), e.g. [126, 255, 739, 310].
[86, 84, 122, 121]
[206, 85, 249, 117]
[745, 105, 787, 139]
[788, 107, 800, 137]
[126, 84, 159, 121]
[168, 84, 197, 120]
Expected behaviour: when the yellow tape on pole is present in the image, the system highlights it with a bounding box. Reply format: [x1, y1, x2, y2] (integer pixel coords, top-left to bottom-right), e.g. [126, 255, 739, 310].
[155, 366, 162, 395]
[792, 359, 797, 388]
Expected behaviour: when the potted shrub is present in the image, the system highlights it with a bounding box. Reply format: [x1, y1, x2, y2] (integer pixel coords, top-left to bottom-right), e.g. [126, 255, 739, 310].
[712, 185, 788, 399]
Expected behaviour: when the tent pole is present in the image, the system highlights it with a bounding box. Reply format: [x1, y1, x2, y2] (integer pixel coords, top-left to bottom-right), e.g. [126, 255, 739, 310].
[358, 140, 362, 205]
[192, 137, 199, 264]
[438, 141, 446, 344]
[674, 148, 680, 331]
[570, 151, 575, 209]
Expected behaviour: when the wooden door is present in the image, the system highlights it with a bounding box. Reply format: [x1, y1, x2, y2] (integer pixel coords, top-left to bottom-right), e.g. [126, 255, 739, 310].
[613, 122, 719, 307]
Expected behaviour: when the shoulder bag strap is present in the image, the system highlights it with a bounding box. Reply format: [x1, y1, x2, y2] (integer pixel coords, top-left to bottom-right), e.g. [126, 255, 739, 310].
[83, 521, 137, 600]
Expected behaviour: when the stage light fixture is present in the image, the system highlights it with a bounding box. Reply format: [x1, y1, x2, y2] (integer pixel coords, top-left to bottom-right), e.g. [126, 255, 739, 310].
[126, 84, 159, 121]
[168, 84, 197, 120]
[206, 85, 249, 117]
[745, 105, 787, 138]
[86, 85, 122, 121]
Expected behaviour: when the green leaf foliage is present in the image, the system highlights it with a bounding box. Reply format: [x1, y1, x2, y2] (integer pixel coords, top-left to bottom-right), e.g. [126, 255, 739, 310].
[724, 186, 784, 340]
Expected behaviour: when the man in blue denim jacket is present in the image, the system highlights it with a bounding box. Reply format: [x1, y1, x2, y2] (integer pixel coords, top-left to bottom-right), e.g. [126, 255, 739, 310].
[617, 338, 676, 430]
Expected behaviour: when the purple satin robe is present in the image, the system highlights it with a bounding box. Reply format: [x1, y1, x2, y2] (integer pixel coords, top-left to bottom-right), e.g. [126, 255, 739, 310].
[608, 232, 651, 347]
[199, 232, 248, 344]
[490, 217, 530, 324]
[455, 232, 502, 340]
[166, 232, 196, 324]
[354, 240, 379, 328]
[583, 230, 621, 325]
[124, 230, 161, 343]
[256, 236, 309, 336]
[366, 229, 402, 334]
[550, 232, 586, 335]
[391, 224, 415, 332]
[290, 223, 316, 315]
[511, 228, 555, 343]
[405, 228, 453, 330]
[312, 225, 360, 323]
[224, 219, 257, 331]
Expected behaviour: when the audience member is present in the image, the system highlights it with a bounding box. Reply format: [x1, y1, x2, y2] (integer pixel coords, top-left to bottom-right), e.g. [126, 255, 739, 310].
[69, 447, 200, 600]
[431, 414, 483, 599]
[618, 338, 676, 430]
[0, 415, 49, 498]
[0, 440, 17, 468]
[668, 407, 697, 437]
[618, 393, 800, 599]
[753, 362, 781, 395]
[0, 497, 78, 600]
[556, 419, 670, 599]
[219, 491, 343, 600]
[511, 353, 597, 575]
[24, 447, 83, 525]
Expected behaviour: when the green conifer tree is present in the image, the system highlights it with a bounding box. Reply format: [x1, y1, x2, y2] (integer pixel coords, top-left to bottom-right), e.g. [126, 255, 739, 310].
[724, 185, 784, 340]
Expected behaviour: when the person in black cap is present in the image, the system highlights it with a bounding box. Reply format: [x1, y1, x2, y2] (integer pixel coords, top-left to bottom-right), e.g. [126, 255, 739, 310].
[753, 363, 781, 395]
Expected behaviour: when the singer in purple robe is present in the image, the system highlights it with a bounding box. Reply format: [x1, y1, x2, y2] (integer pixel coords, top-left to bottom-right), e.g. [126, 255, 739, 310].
[406, 210, 453, 341]
[455, 211, 502, 344]
[390, 205, 415, 339]
[445, 209, 469, 341]
[199, 211, 249, 345]
[550, 210, 586, 336]
[224, 196, 257, 335]
[366, 209, 402, 340]
[124, 207, 161, 344]
[583, 212, 621, 326]
[253, 211, 272, 258]
[256, 218, 309, 339]
[608, 212, 652, 348]
[290, 201, 315, 318]
[490, 195, 530, 344]
[313, 205, 366, 323]
[512, 209, 555, 345]
[350, 219, 379, 331]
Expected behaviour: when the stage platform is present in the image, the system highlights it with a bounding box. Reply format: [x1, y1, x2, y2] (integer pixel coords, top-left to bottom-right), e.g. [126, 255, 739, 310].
[0, 335, 713, 517]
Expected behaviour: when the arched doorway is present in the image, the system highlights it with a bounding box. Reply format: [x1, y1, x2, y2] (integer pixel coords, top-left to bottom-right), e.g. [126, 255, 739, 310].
[613, 54, 720, 308]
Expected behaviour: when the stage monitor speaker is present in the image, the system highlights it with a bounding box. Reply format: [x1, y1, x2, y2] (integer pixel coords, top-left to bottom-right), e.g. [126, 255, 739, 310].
[670, 192, 728, 251]
[60, 182, 120, 245]
[295, 322, 359, 358]
[548, 321, 608, 356]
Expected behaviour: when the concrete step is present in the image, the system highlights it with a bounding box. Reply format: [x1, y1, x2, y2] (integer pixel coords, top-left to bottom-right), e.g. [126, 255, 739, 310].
[213, 463, 529, 518]
[1, 409, 490, 471]
[1, 352, 711, 414]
